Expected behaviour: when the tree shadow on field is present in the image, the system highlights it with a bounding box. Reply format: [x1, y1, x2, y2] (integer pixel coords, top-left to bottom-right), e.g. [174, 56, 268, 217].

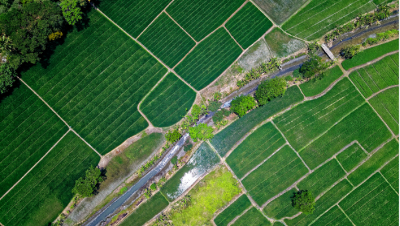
[0, 78, 22, 104]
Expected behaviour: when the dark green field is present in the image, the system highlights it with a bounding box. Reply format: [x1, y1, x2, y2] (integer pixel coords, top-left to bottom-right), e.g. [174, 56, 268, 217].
[369, 88, 399, 134]
[381, 156, 399, 192]
[337, 143, 368, 172]
[214, 195, 252, 226]
[299, 66, 343, 97]
[311, 206, 352, 226]
[232, 207, 271, 226]
[263, 188, 299, 219]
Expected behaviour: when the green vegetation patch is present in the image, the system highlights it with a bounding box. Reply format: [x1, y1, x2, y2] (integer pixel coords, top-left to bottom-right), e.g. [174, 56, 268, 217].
[232, 207, 271, 226]
[242, 145, 308, 206]
[99, 0, 170, 38]
[298, 159, 346, 196]
[369, 87, 399, 134]
[214, 195, 252, 226]
[264, 27, 306, 57]
[263, 188, 299, 219]
[339, 173, 399, 226]
[311, 206, 352, 226]
[0, 83, 68, 197]
[226, 122, 286, 179]
[0, 132, 100, 226]
[21, 11, 168, 155]
[120, 192, 169, 226]
[252, 0, 309, 25]
[342, 39, 399, 70]
[348, 139, 398, 186]
[169, 166, 241, 225]
[275, 78, 364, 151]
[140, 73, 196, 127]
[175, 28, 242, 90]
[160, 142, 220, 201]
[282, 0, 376, 40]
[337, 143, 368, 172]
[225, 2, 273, 49]
[299, 66, 343, 97]
[300, 103, 392, 169]
[166, 0, 245, 41]
[138, 13, 196, 68]
[285, 179, 353, 226]
[380, 156, 399, 192]
[211, 86, 303, 157]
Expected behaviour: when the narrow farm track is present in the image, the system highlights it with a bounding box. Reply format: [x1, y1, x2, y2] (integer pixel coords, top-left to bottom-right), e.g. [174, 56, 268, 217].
[366, 85, 399, 101]
[345, 50, 400, 72]
[226, 206, 253, 226]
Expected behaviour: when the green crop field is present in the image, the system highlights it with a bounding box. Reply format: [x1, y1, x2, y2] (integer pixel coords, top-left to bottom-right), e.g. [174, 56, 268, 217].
[166, 0, 245, 41]
[300, 103, 392, 169]
[99, 0, 170, 38]
[120, 192, 169, 226]
[214, 195, 252, 226]
[140, 73, 196, 127]
[299, 66, 343, 97]
[226, 122, 285, 178]
[21, 11, 168, 155]
[311, 206, 352, 226]
[0, 84, 68, 197]
[342, 39, 399, 70]
[242, 146, 308, 206]
[138, 13, 196, 68]
[336, 143, 368, 172]
[174, 28, 242, 90]
[369, 88, 399, 134]
[380, 156, 399, 191]
[264, 28, 306, 57]
[211, 86, 303, 157]
[0, 132, 100, 226]
[263, 188, 299, 219]
[232, 207, 271, 226]
[282, 0, 376, 40]
[274, 78, 364, 151]
[339, 173, 399, 225]
[225, 2, 273, 49]
[252, 0, 309, 25]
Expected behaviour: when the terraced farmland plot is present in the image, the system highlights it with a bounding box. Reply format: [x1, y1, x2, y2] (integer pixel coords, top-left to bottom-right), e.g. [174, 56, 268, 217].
[299, 66, 343, 97]
[225, 2, 273, 49]
[339, 173, 399, 226]
[174, 28, 242, 90]
[336, 142, 368, 172]
[282, 0, 376, 40]
[232, 207, 271, 226]
[311, 206, 352, 226]
[99, 0, 170, 38]
[300, 103, 392, 169]
[214, 195, 252, 226]
[242, 145, 308, 206]
[263, 188, 299, 219]
[252, 0, 309, 24]
[138, 13, 196, 68]
[369, 87, 399, 134]
[166, 0, 245, 41]
[380, 156, 399, 192]
[0, 83, 68, 197]
[264, 27, 306, 58]
[274, 78, 364, 151]
[226, 122, 286, 179]
[0, 132, 100, 226]
[140, 73, 196, 127]
[21, 11, 167, 155]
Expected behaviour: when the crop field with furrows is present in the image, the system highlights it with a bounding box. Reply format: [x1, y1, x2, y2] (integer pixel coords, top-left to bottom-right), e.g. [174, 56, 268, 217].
[138, 13, 196, 68]
[342, 39, 399, 70]
[21, 11, 167, 155]
[263, 188, 299, 219]
[339, 173, 399, 225]
[252, 0, 309, 25]
[0, 84, 68, 197]
[232, 207, 271, 226]
[99, 0, 170, 38]
[274, 78, 364, 151]
[300, 103, 392, 169]
[226, 122, 286, 179]
[166, 0, 245, 41]
[282, 0, 376, 40]
[369, 88, 399, 134]
[381, 156, 399, 191]
[0, 132, 100, 226]
[140, 73, 196, 127]
[211, 86, 303, 157]
[214, 195, 252, 226]
[174, 28, 242, 90]
[285, 179, 353, 226]
[242, 145, 308, 206]
[299, 66, 343, 97]
[225, 2, 273, 49]
[336, 143, 368, 172]
[264, 27, 306, 58]
[311, 206, 352, 226]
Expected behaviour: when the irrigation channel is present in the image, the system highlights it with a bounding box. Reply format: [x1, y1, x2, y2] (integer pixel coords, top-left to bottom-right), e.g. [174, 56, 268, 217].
[83, 16, 398, 225]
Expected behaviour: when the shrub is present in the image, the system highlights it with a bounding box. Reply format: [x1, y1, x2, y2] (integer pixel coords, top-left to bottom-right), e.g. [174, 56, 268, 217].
[285, 75, 293, 81]
[191, 104, 202, 119]
[292, 68, 302, 78]
[300, 56, 330, 78]
[144, 188, 151, 199]
[255, 77, 287, 106]
[208, 101, 221, 112]
[150, 183, 157, 191]
[189, 123, 214, 142]
[72, 166, 103, 198]
[184, 144, 193, 152]
[171, 156, 178, 165]
[118, 186, 128, 195]
[213, 92, 222, 101]
[291, 190, 315, 215]
[213, 109, 230, 123]
[165, 129, 181, 143]
[231, 95, 256, 117]
[341, 45, 361, 59]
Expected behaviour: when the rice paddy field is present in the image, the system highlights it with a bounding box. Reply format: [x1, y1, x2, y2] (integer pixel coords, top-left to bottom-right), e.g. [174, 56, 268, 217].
[336, 143, 368, 172]
[263, 188, 299, 219]
[214, 195, 252, 226]
[252, 0, 309, 25]
[369, 88, 399, 134]
[264, 28, 306, 57]
[232, 207, 271, 226]
[299, 66, 343, 97]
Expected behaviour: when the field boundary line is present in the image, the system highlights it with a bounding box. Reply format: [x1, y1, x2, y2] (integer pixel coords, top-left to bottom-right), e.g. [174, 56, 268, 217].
[337, 205, 356, 226]
[366, 85, 399, 100]
[248, 0, 277, 26]
[0, 130, 70, 201]
[378, 171, 399, 195]
[344, 50, 400, 72]
[223, 26, 244, 51]
[226, 205, 253, 226]
[71, 129, 102, 157]
[280, 0, 319, 27]
[303, 74, 347, 100]
[336, 158, 348, 174]
[164, 10, 198, 43]
[210, 191, 248, 225]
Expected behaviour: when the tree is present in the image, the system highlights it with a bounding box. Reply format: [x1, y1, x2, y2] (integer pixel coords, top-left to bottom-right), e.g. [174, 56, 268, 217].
[165, 129, 181, 143]
[150, 183, 157, 191]
[299, 56, 330, 78]
[291, 190, 315, 215]
[341, 45, 361, 59]
[60, 0, 83, 25]
[72, 166, 103, 197]
[189, 123, 214, 142]
[213, 109, 230, 124]
[208, 101, 221, 112]
[255, 77, 287, 106]
[231, 95, 256, 117]
[170, 156, 178, 165]
[0, 63, 16, 94]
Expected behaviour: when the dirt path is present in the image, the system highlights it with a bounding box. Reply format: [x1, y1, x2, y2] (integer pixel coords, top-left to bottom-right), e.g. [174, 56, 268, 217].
[344, 50, 399, 72]
[366, 85, 399, 100]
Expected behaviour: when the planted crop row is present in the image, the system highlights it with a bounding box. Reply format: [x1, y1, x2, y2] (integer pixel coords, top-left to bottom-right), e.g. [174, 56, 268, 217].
[214, 195, 252, 226]
[140, 73, 196, 127]
[232, 207, 271, 226]
[311, 206, 352, 226]
[0, 132, 100, 226]
[336, 143, 368, 172]
[369, 87, 399, 134]
[275, 78, 364, 151]
[380, 156, 399, 192]
[299, 66, 343, 97]
[263, 188, 299, 219]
